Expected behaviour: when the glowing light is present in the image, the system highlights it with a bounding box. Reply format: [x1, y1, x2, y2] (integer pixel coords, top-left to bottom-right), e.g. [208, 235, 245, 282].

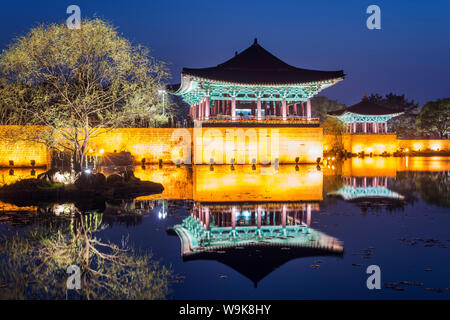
[413, 143, 422, 151]
[431, 143, 441, 151]
[158, 211, 167, 219]
[99, 149, 104, 154]
[84, 169, 91, 174]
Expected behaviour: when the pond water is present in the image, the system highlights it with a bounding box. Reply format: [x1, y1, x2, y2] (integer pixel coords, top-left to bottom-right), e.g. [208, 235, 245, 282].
[0, 157, 449, 299]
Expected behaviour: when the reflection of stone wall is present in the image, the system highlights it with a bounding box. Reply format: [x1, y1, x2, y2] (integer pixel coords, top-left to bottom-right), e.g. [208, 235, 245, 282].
[192, 165, 323, 202]
[133, 165, 193, 200]
[0, 168, 46, 186]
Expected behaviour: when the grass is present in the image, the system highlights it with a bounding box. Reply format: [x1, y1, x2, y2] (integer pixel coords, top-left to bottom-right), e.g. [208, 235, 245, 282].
[1, 178, 63, 192]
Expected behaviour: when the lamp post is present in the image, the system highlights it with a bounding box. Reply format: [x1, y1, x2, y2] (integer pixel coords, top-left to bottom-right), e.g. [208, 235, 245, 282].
[158, 89, 166, 115]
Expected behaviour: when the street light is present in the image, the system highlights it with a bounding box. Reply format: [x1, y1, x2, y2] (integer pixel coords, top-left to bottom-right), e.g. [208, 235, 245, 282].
[158, 89, 166, 115]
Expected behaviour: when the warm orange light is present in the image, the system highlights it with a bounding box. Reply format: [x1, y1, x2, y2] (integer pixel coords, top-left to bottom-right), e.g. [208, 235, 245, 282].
[413, 143, 422, 151]
[431, 143, 441, 151]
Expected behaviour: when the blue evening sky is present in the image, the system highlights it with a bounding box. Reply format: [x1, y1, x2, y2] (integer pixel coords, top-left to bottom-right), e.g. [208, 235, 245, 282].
[1, 0, 449, 106]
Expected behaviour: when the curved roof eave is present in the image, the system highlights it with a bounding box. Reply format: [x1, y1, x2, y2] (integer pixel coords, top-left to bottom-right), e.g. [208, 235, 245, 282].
[341, 111, 405, 117]
[179, 73, 345, 88]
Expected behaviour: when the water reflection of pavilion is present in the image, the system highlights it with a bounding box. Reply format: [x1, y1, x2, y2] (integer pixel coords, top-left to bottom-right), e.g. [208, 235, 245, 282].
[169, 202, 343, 286]
[328, 176, 404, 201]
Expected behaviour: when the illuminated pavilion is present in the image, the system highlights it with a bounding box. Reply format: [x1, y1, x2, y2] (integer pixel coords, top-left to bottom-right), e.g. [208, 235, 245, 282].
[328, 95, 404, 134]
[170, 39, 345, 125]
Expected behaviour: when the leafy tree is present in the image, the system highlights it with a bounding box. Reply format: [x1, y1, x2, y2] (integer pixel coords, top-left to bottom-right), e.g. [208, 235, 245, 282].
[322, 117, 345, 153]
[311, 96, 346, 120]
[0, 19, 169, 171]
[168, 95, 190, 119]
[416, 98, 450, 138]
[367, 93, 417, 112]
[415, 171, 450, 207]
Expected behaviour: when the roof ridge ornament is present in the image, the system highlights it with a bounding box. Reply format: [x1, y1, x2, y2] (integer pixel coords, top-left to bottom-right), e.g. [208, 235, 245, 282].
[253, 37, 258, 45]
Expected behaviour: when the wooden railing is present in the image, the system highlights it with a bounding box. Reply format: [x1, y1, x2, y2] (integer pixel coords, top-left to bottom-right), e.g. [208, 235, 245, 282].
[200, 115, 320, 124]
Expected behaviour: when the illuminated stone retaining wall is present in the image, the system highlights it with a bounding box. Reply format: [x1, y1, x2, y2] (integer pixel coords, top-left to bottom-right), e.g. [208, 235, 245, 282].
[397, 139, 450, 152]
[83, 127, 324, 164]
[324, 134, 450, 155]
[0, 126, 49, 167]
[192, 127, 323, 164]
[0, 125, 448, 167]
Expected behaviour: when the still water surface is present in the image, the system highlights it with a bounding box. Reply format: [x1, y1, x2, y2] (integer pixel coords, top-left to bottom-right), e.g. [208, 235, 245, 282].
[0, 157, 449, 299]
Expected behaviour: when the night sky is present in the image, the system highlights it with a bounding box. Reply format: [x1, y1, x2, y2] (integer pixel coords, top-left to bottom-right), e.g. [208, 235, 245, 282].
[1, 0, 449, 106]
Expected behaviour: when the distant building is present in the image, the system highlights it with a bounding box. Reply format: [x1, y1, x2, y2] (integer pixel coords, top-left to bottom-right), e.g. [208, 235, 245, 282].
[328, 94, 404, 133]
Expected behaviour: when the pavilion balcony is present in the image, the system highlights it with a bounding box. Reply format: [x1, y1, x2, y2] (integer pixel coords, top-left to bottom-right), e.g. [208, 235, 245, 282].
[197, 115, 320, 127]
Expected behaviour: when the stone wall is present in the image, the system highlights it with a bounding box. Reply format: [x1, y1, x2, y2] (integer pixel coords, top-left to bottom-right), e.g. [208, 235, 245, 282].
[0, 125, 448, 167]
[324, 133, 450, 155]
[0, 126, 49, 167]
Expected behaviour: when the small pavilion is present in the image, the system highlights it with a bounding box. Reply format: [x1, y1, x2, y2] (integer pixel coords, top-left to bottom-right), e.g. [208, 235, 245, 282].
[170, 39, 345, 124]
[328, 95, 404, 133]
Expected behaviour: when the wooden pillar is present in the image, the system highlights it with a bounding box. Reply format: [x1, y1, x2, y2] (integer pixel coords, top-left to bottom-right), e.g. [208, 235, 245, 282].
[204, 96, 210, 120]
[257, 97, 262, 120]
[282, 97, 287, 120]
[363, 122, 367, 133]
[231, 96, 236, 120]
[306, 98, 312, 119]
[257, 206, 262, 230]
[231, 206, 236, 231]
[306, 204, 311, 227]
[205, 206, 210, 231]
[282, 205, 287, 229]
[199, 100, 203, 120]
[301, 102, 305, 117]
